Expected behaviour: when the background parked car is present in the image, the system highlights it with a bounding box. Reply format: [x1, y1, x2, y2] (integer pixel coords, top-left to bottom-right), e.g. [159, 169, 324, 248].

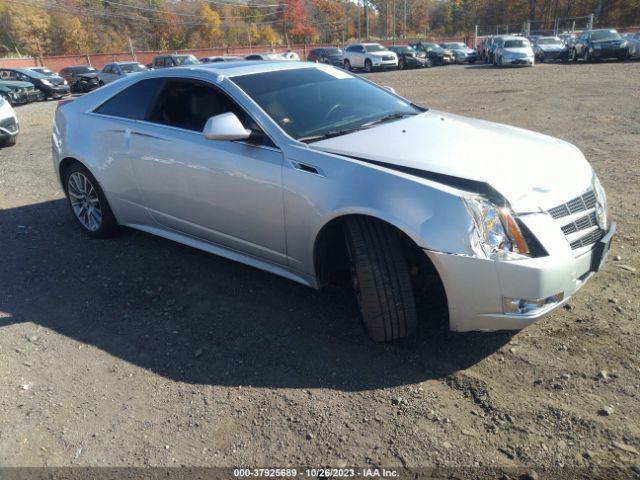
[478, 35, 493, 62]
[59, 65, 100, 92]
[307, 47, 344, 67]
[622, 32, 640, 59]
[0, 67, 69, 99]
[245, 53, 287, 61]
[0, 80, 41, 105]
[485, 35, 505, 64]
[409, 41, 454, 65]
[440, 42, 479, 63]
[533, 36, 570, 62]
[388, 45, 430, 69]
[200, 56, 244, 63]
[98, 62, 147, 85]
[342, 43, 398, 72]
[558, 33, 578, 47]
[571, 28, 629, 62]
[26, 66, 57, 76]
[151, 54, 200, 68]
[493, 36, 535, 67]
[0, 94, 19, 147]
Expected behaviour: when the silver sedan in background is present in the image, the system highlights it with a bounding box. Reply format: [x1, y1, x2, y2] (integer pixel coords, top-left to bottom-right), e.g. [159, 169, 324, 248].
[52, 62, 613, 342]
[98, 62, 148, 85]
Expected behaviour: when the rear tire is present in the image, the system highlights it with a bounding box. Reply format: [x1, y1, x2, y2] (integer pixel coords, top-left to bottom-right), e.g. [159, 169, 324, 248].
[64, 162, 119, 238]
[345, 217, 417, 342]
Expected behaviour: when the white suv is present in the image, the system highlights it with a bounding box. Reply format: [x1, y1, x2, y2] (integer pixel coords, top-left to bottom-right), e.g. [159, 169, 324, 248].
[343, 43, 398, 72]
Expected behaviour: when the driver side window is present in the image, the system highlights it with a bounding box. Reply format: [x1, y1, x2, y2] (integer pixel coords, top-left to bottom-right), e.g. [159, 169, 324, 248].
[147, 79, 275, 148]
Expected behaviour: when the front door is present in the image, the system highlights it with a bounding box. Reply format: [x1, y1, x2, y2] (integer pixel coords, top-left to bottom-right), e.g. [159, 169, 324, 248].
[128, 78, 287, 265]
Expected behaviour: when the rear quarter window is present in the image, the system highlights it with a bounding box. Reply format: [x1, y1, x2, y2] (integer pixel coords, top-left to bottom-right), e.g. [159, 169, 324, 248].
[94, 78, 165, 120]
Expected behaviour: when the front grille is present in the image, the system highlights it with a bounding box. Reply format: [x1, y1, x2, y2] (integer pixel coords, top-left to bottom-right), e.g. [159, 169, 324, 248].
[561, 211, 597, 235]
[382, 55, 395, 61]
[548, 190, 596, 219]
[548, 189, 603, 251]
[570, 229, 604, 249]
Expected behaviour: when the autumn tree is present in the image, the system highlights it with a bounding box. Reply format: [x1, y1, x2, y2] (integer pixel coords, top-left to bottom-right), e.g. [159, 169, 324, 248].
[191, 2, 223, 47]
[282, 0, 318, 44]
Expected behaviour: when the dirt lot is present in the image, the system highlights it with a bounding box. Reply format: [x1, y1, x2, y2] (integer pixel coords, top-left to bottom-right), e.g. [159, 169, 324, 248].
[0, 62, 639, 478]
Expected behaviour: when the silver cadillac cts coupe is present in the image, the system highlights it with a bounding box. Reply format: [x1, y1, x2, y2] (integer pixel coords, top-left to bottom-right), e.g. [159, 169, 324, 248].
[52, 61, 615, 342]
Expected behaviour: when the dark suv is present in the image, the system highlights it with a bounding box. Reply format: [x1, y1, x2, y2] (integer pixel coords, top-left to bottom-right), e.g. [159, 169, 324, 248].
[571, 29, 629, 62]
[59, 65, 100, 93]
[307, 47, 344, 66]
[409, 42, 454, 66]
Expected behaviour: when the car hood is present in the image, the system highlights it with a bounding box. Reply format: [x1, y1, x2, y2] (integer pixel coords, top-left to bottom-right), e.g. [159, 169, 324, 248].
[539, 44, 566, 51]
[311, 110, 593, 212]
[0, 80, 34, 89]
[77, 73, 99, 79]
[369, 51, 395, 57]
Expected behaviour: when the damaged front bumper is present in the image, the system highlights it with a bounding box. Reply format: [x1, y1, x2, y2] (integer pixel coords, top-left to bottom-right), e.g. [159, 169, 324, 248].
[425, 222, 615, 332]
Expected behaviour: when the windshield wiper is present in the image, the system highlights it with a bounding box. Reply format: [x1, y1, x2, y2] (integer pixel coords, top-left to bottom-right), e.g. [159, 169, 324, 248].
[360, 112, 417, 128]
[298, 112, 419, 143]
[298, 127, 365, 143]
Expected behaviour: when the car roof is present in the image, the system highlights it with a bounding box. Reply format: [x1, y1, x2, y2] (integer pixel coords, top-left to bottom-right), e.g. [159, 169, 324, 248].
[111, 61, 141, 65]
[137, 60, 318, 78]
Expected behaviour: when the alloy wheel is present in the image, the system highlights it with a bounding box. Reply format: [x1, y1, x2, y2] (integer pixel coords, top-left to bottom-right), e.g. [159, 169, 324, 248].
[67, 171, 102, 232]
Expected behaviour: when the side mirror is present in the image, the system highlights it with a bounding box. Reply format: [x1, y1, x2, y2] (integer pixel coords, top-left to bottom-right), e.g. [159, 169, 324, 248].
[203, 112, 251, 141]
[382, 86, 396, 94]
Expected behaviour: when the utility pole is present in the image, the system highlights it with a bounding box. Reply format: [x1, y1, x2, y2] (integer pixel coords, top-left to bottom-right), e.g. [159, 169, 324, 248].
[392, 0, 396, 42]
[128, 36, 136, 61]
[365, 1, 369, 40]
[357, 0, 361, 41]
[403, 0, 407, 38]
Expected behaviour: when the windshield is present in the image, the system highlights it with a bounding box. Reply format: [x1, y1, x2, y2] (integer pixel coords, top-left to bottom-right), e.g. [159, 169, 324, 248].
[324, 48, 342, 55]
[364, 44, 386, 52]
[443, 43, 466, 50]
[175, 55, 199, 65]
[591, 30, 621, 41]
[504, 40, 529, 48]
[73, 66, 96, 73]
[232, 67, 421, 141]
[538, 38, 562, 45]
[19, 69, 45, 79]
[392, 46, 414, 53]
[120, 63, 147, 73]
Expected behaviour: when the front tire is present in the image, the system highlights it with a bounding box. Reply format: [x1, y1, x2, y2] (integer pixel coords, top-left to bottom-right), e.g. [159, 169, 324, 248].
[345, 217, 417, 342]
[398, 58, 405, 70]
[64, 163, 118, 238]
[364, 59, 372, 73]
[0, 135, 17, 148]
[343, 59, 351, 71]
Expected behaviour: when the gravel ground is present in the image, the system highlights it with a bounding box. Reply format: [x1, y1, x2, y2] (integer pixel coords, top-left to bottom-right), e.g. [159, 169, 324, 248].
[0, 62, 639, 478]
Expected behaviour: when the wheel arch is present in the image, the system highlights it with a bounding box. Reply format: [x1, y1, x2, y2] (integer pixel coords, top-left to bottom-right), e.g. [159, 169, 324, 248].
[312, 212, 431, 287]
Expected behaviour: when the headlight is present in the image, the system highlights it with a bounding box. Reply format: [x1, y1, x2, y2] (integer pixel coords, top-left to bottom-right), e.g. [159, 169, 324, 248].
[593, 176, 608, 231]
[463, 196, 530, 260]
[63, 80, 68, 85]
[620, 40, 628, 47]
[40, 79, 52, 86]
